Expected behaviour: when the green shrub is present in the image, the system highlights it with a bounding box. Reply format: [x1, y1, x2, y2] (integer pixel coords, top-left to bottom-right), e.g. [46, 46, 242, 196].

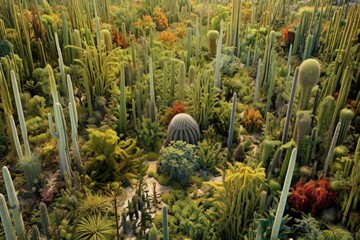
[157, 141, 199, 187]
[196, 139, 223, 174]
[137, 118, 163, 152]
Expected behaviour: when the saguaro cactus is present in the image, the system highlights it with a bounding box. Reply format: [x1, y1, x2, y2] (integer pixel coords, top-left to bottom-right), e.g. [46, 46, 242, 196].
[162, 205, 169, 240]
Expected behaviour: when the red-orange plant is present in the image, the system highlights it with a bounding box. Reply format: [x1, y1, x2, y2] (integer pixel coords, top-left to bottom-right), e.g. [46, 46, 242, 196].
[158, 31, 176, 45]
[288, 178, 337, 216]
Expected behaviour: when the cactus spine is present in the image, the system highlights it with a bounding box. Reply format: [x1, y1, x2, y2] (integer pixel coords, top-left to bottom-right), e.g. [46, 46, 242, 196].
[271, 148, 297, 240]
[2, 166, 26, 240]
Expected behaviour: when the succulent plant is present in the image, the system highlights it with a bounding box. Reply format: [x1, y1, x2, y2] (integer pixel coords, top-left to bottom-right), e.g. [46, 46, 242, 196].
[166, 113, 200, 145]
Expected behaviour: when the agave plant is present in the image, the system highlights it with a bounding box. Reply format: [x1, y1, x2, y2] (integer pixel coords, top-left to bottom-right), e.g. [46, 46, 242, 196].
[76, 214, 116, 240]
[78, 192, 113, 217]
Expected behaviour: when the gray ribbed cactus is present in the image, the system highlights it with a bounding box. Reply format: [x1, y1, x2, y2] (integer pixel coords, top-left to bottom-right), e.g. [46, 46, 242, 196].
[39, 202, 50, 239]
[166, 113, 200, 145]
[323, 122, 341, 176]
[2, 166, 26, 240]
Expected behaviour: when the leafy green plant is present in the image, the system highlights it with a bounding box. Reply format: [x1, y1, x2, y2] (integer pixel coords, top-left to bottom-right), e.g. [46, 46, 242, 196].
[82, 128, 144, 185]
[322, 225, 353, 240]
[157, 141, 199, 187]
[257, 208, 292, 240]
[196, 139, 223, 174]
[78, 192, 113, 217]
[137, 118, 163, 152]
[76, 214, 116, 240]
[293, 214, 324, 240]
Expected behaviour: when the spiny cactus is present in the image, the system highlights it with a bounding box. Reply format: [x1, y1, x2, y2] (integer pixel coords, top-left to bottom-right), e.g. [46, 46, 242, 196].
[39, 202, 50, 239]
[17, 153, 42, 190]
[294, 110, 312, 146]
[337, 108, 354, 145]
[166, 113, 200, 145]
[207, 30, 219, 58]
[316, 96, 336, 142]
[298, 59, 321, 110]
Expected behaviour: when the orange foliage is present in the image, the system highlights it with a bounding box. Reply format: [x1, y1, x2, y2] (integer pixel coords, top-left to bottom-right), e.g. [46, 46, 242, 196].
[112, 28, 128, 48]
[158, 31, 176, 45]
[281, 21, 297, 46]
[242, 106, 263, 132]
[154, 7, 168, 31]
[172, 101, 185, 114]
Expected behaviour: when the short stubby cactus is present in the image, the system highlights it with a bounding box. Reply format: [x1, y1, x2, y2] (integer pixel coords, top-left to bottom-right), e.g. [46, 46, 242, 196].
[166, 113, 200, 145]
[298, 58, 321, 110]
[207, 30, 219, 58]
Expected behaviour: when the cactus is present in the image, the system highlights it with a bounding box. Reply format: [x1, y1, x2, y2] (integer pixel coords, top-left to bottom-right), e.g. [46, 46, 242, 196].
[162, 205, 169, 240]
[17, 154, 42, 190]
[316, 96, 336, 142]
[148, 223, 159, 240]
[119, 65, 127, 133]
[323, 122, 341, 176]
[101, 29, 113, 51]
[293, 110, 312, 147]
[11, 70, 31, 157]
[253, 58, 261, 103]
[166, 113, 200, 145]
[2, 166, 26, 240]
[337, 108, 354, 145]
[186, 27, 192, 71]
[178, 61, 186, 101]
[39, 202, 50, 239]
[261, 140, 274, 167]
[0, 194, 16, 239]
[281, 67, 299, 144]
[302, 34, 314, 61]
[271, 148, 297, 240]
[297, 59, 321, 110]
[227, 92, 237, 150]
[215, 21, 224, 88]
[162, 63, 168, 106]
[207, 30, 219, 58]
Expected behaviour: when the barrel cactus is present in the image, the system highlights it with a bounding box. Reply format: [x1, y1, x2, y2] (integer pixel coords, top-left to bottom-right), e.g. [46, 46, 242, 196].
[166, 113, 200, 145]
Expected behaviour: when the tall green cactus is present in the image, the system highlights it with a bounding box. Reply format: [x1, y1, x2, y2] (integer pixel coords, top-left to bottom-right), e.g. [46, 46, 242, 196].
[337, 108, 354, 145]
[178, 61, 186, 101]
[39, 202, 50, 239]
[215, 20, 224, 88]
[323, 122, 341, 176]
[297, 59, 321, 110]
[271, 148, 297, 240]
[162, 205, 169, 240]
[207, 30, 219, 58]
[293, 110, 312, 147]
[119, 65, 127, 133]
[2, 166, 26, 240]
[11, 70, 31, 157]
[0, 194, 16, 239]
[227, 92, 237, 150]
[316, 96, 336, 142]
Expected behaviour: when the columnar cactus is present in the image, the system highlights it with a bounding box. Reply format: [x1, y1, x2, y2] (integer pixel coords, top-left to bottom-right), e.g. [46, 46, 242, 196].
[39, 202, 50, 239]
[297, 58, 321, 110]
[227, 92, 237, 150]
[207, 30, 219, 58]
[178, 61, 186, 101]
[316, 96, 335, 141]
[119, 65, 127, 132]
[0, 194, 16, 239]
[162, 205, 169, 240]
[271, 148, 297, 240]
[2, 166, 26, 240]
[293, 110, 312, 147]
[215, 21, 224, 88]
[323, 122, 341, 176]
[166, 113, 200, 145]
[337, 108, 354, 145]
[11, 70, 31, 157]
[101, 29, 113, 51]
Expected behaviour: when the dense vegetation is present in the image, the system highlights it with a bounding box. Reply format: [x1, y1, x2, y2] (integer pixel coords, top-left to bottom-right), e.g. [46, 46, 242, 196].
[0, 0, 359, 239]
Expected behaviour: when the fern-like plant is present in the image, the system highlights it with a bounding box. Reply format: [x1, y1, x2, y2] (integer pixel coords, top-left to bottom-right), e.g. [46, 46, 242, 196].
[76, 214, 116, 240]
[137, 118, 163, 152]
[196, 139, 223, 174]
[78, 192, 113, 217]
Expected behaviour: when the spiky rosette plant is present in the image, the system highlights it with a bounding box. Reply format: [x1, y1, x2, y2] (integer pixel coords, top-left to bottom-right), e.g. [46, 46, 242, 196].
[17, 153, 42, 190]
[205, 162, 266, 239]
[166, 113, 200, 145]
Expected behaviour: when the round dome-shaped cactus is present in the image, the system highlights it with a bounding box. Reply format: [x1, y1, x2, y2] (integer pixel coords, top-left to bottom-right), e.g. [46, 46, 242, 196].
[166, 113, 200, 145]
[298, 58, 321, 88]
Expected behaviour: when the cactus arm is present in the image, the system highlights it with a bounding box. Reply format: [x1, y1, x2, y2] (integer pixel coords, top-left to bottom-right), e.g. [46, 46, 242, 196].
[48, 113, 59, 139]
[2, 166, 25, 240]
[9, 115, 23, 159]
[271, 148, 297, 240]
